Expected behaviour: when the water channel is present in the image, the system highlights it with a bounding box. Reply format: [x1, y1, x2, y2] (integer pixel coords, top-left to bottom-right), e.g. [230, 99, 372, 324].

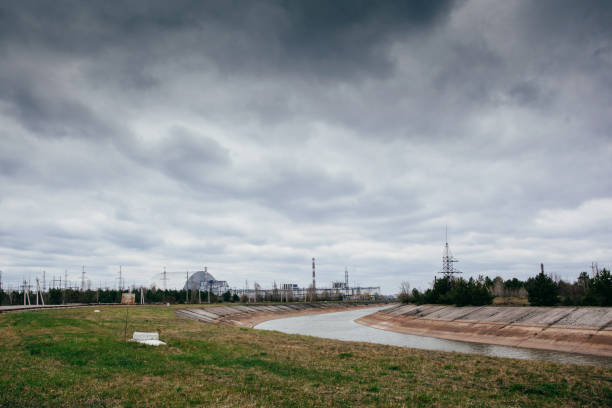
[255, 306, 612, 367]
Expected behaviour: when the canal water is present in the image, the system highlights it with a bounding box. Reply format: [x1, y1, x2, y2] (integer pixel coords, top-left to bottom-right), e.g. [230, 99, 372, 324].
[255, 307, 612, 367]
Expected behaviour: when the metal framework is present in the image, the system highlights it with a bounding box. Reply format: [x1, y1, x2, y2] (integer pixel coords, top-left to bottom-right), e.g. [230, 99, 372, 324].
[438, 227, 462, 278]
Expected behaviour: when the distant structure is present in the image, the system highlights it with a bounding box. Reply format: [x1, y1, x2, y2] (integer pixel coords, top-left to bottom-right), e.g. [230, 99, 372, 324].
[312, 258, 316, 291]
[280, 283, 298, 291]
[331, 267, 350, 296]
[438, 226, 462, 278]
[184, 267, 229, 296]
[345, 267, 349, 296]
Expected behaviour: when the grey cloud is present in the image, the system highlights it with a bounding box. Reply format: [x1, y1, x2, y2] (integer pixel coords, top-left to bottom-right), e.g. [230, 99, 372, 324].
[0, 80, 115, 140]
[507, 81, 545, 106]
[1, 1, 611, 293]
[256, 167, 362, 203]
[157, 128, 231, 183]
[0, 154, 22, 177]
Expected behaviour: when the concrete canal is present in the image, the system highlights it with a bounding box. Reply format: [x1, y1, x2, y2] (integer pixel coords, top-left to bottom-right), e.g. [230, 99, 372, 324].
[255, 307, 612, 367]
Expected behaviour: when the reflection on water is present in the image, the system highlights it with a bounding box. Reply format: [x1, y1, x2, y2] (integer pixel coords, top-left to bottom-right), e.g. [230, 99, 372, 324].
[255, 307, 612, 367]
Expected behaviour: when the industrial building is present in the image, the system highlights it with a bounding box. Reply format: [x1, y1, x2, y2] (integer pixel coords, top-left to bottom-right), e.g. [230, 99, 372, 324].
[183, 268, 229, 296]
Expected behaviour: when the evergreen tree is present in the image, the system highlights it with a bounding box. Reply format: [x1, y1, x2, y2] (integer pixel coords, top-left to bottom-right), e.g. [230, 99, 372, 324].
[526, 270, 559, 306]
[590, 268, 612, 306]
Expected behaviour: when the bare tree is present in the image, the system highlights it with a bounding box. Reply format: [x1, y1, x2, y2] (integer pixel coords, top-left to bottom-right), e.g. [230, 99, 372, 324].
[398, 281, 411, 303]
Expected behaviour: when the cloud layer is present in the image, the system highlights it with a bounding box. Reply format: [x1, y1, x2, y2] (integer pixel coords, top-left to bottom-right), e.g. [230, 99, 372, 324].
[1, 0, 611, 293]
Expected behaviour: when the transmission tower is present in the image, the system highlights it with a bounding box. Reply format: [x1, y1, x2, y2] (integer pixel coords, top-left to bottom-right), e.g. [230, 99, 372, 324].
[23, 279, 31, 305]
[438, 226, 462, 278]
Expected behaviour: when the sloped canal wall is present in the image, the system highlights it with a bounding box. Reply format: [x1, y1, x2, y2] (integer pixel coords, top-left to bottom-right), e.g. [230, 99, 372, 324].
[176, 302, 385, 328]
[356, 304, 612, 357]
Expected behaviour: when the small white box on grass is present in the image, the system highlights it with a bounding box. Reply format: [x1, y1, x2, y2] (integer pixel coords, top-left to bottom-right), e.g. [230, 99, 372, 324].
[131, 331, 166, 346]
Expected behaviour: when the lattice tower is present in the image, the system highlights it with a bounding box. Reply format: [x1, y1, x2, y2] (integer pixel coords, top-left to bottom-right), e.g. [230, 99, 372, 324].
[438, 227, 462, 278]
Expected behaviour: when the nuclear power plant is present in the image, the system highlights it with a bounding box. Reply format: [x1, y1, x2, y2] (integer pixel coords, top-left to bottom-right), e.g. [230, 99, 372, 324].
[183, 267, 229, 296]
[183, 258, 381, 301]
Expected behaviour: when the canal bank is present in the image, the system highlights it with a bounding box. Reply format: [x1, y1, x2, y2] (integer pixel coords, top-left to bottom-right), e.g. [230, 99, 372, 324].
[176, 302, 387, 327]
[256, 307, 612, 367]
[356, 304, 612, 358]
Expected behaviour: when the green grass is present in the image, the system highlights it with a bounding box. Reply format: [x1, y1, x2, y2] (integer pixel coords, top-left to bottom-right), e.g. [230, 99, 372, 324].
[1, 305, 610, 407]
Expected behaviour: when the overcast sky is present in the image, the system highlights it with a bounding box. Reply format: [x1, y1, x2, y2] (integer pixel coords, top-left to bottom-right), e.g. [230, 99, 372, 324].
[1, 0, 611, 294]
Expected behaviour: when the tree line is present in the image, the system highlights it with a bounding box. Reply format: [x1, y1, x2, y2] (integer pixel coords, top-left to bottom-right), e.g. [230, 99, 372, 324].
[399, 267, 612, 307]
[0, 285, 382, 306]
[0, 287, 240, 306]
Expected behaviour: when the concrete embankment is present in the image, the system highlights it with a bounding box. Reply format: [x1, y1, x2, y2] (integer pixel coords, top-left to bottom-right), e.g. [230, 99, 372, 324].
[356, 304, 612, 357]
[177, 302, 384, 328]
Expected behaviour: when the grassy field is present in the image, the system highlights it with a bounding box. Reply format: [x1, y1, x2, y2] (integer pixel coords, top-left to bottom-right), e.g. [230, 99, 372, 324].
[0, 305, 610, 407]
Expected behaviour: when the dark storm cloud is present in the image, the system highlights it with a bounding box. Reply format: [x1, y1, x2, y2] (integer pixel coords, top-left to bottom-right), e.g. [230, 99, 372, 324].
[0, 0, 457, 80]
